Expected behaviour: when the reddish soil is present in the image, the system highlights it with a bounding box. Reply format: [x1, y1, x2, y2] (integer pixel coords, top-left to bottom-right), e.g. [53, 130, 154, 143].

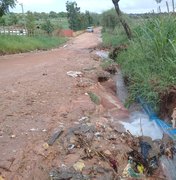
[0, 28, 130, 179]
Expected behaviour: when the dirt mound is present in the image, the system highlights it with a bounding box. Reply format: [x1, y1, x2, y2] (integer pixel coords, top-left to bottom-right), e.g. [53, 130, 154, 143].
[159, 86, 176, 120]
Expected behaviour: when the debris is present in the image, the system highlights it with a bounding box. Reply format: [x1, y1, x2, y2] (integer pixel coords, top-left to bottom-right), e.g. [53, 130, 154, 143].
[68, 144, 75, 150]
[137, 163, 144, 174]
[109, 158, 118, 173]
[10, 134, 16, 138]
[63, 44, 68, 48]
[104, 150, 112, 156]
[42, 129, 47, 132]
[73, 160, 85, 172]
[30, 128, 39, 132]
[67, 71, 83, 78]
[147, 156, 159, 175]
[78, 116, 89, 122]
[49, 168, 85, 180]
[76, 78, 94, 87]
[122, 161, 143, 179]
[140, 141, 152, 161]
[43, 143, 49, 150]
[94, 132, 102, 138]
[48, 129, 64, 146]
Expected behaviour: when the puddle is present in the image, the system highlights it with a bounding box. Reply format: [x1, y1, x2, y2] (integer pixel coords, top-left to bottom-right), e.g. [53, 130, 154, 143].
[96, 50, 109, 59]
[120, 112, 163, 140]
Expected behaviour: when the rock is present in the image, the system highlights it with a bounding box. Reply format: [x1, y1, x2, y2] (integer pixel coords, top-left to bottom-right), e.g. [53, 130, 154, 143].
[104, 150, 112, 156]
[76, 78, 94, 87]
[48, 129, 64, 146]
[73, 160, 85, 172]
[67, 71, 83, 78]
[10, 134, 16, 138]
[49, 168, 85, 180]
[42, 143, 49, 150]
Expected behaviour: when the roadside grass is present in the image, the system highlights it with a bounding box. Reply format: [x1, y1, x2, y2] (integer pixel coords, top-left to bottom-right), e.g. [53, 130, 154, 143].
[0, 35, 67, 55]
[102, 15, 176, 112]
[102, 26, 129, 48]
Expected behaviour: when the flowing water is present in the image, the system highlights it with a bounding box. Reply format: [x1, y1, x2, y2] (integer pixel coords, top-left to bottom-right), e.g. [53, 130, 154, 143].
[96, 50, 176, 179]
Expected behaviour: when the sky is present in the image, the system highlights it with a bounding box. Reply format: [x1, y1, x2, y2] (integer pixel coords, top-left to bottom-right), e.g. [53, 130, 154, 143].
[12, 0, 174, 14]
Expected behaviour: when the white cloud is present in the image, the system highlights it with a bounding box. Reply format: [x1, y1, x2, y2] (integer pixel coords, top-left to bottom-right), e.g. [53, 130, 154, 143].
[12, 0, 176, 14]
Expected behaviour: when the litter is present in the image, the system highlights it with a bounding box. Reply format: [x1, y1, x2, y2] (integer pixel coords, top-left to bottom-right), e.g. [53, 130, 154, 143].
[67, 71, 83, 78]
[48, 128, 64, 146]
[140, 141, 152, 161]
[122, 161, 144, 179]
[30, 128, 39, 132]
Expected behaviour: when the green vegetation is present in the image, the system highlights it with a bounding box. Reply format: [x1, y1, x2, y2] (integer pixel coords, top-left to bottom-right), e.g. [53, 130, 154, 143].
[88, 92, 101, 105]
[118, 15, 176, 111]
[0, 0, 16, 17]
[0, 35, 66, 55]
[66, 1, 94, 31]
[102, 26, 128, 48]
[102, 8, 176, 112]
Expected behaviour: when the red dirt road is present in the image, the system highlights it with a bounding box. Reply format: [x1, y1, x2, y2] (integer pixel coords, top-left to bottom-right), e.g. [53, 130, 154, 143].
[0, 28, 128, 179]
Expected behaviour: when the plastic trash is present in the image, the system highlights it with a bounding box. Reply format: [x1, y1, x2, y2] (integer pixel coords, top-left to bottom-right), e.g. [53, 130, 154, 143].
[140, 141, 151, 161]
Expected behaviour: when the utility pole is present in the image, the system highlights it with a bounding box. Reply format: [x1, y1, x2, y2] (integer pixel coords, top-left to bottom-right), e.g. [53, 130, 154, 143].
[19, 3, 27, 34]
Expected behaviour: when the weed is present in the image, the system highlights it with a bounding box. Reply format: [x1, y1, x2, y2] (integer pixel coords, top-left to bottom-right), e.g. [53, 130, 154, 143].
[88, 92, 101, 105]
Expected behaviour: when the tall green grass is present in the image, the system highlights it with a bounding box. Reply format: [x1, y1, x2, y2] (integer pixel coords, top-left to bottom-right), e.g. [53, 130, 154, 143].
[0, 35, 67, 55]
[117, 15, 176, 111]
[102, 26, 129, 47]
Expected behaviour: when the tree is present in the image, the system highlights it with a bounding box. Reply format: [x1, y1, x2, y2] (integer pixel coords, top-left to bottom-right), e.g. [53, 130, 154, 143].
[85, 11, 93, 26]
[58, 12, 67, 18]
[66, 1, 81, 31]
[0, 15, 5, 26]
[102, 9, 118, 30]
[41, 19, 54, 35]
[26, 11, 35, 35]
[49, 11, 57, 18]
[0, 0, 16, 17]
[9, 12, 18, 25]
[112, 0, 132, 39]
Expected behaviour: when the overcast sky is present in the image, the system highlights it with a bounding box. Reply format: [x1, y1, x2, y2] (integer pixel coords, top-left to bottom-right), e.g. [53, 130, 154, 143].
[12, 0, 174, 14]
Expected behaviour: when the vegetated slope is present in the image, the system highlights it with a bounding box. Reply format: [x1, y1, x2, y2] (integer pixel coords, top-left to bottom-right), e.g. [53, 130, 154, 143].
[101, 13, 176, 119]
[117, 15, 176, 119]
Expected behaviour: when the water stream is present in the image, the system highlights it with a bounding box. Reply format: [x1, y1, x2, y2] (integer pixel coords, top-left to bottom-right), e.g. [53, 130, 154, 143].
[96, 50, 176, 180]
[114, 58, 176, 180]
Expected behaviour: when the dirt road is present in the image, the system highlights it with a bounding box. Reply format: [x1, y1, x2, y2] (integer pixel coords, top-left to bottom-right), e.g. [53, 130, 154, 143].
[0, 28, 129, 179]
